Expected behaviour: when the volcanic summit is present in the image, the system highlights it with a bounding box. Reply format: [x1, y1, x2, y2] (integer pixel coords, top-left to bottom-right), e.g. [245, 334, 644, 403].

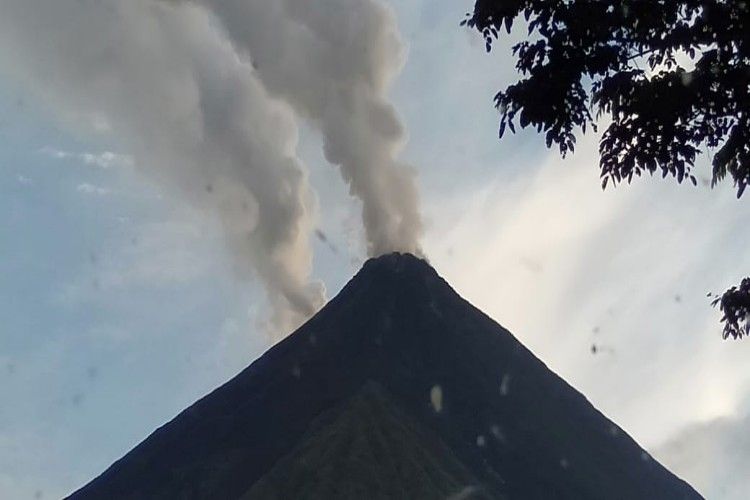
[68, 253, 701, 499]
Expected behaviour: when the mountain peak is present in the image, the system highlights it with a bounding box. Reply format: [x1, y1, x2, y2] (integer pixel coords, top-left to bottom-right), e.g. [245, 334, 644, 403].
[339, 252, 444, 302]
[356, 252, 437, 283]
[68, 256, 701, 500]
[362, 251, 429, 270]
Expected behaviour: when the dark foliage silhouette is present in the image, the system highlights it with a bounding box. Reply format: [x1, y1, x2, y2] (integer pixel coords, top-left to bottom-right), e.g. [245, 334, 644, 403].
[463, 0, 750, 338]
[711, 278, 750, 339]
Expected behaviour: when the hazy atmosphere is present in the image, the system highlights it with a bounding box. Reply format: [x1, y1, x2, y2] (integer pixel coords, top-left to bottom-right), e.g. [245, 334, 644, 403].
[1, 1, 749, 498]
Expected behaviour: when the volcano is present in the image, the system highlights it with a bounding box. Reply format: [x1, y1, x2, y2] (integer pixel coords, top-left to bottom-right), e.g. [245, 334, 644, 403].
[68, 253, 701, 499]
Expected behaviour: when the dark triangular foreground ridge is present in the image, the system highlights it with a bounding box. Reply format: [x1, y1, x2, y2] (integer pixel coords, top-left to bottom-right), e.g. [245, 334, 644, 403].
[68, 252, 702, 499]
[243, 381, 499, 500]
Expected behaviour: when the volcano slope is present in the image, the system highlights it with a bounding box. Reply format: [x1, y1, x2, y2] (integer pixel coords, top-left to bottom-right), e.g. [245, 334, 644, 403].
[68, 253, 701, 499]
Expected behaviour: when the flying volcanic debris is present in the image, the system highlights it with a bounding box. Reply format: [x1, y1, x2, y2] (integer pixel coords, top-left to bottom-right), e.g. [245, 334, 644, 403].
[0, 0, 423, 334]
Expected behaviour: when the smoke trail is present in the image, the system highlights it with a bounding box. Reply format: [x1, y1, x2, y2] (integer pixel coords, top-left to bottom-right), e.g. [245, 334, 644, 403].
[163, 0, 424, 256]
[0, 0, 323, 334]
[0, 0, 423, 333]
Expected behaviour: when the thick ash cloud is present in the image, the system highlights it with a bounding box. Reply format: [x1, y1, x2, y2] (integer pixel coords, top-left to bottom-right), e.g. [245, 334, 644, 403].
[0, 0, 423, 333]
[165, 0, 424, 256]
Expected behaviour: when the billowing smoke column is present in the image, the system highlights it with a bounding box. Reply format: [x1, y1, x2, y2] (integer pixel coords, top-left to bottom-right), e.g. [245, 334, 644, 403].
[0, 0, 422, 334]
[167, 0, 424, 257]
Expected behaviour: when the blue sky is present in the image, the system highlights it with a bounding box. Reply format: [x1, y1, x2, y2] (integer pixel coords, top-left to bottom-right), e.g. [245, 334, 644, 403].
[1, 1, 750, 498]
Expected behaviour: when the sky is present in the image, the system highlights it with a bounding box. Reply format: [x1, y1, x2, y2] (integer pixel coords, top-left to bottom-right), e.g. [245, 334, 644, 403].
[1, 1, 750, 498]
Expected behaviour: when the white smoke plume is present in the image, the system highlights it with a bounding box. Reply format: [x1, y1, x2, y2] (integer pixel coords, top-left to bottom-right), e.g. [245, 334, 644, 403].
[165, 0, 424, 257]
[0, 0, 422, 334]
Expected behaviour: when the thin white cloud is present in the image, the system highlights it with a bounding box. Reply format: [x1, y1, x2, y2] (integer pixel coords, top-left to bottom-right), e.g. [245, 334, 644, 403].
[79, 151, 133, 169]
[41, 147, 133, 169]
[16, 174, 32, 185]
[76, 183, 110, 196]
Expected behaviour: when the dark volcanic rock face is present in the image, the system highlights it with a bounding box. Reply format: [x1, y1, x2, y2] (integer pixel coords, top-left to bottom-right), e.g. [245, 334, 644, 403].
[68, 253, 702, 499]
